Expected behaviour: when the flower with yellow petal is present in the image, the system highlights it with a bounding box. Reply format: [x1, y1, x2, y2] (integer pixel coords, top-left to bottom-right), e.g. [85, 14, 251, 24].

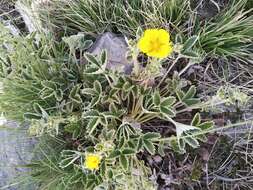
[84, 153, 101, 170]
[137, 29, 173, 58]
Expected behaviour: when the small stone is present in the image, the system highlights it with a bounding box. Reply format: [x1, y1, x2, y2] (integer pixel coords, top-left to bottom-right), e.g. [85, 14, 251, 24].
[89, 32, 133, 74]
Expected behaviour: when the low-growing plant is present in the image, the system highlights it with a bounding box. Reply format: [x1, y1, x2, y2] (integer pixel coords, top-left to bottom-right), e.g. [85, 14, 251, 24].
[0, 23, 220, 189]
[1, 1, 253, 189]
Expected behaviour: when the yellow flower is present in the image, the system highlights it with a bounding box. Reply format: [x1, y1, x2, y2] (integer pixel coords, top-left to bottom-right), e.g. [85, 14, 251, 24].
[84, 153, 101, 170]
[137, 29, 173, 58]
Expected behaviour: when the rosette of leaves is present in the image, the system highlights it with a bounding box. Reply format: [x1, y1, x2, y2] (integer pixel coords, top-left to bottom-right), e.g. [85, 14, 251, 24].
[50, 42, 213, 189]
[0, 31, 214, 189]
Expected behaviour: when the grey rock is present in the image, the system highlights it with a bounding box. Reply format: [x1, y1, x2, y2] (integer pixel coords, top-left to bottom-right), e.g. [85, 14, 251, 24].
[89, 32, 133, 74]
[0, 121, 36, 189]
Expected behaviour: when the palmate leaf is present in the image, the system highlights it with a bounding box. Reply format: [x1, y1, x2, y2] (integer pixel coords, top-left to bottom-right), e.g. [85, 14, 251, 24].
[84, 53, 107, 74]
[176, 86, 200, 106]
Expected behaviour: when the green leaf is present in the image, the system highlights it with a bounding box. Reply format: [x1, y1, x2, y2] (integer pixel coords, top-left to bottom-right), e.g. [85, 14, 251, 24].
[24, 112, 41, 119]
[108, 150, 121, 159]
[94, 80, 102, 94]
[160, 106, 176, 117]
[161, 96, 176, 107]
[83, 110, 100, 118]
[107, 169, 114, 179]
[191, 113, 201, 126]
[118, 137, 125, 149]
[137, 138, 143, 152]
[90, 96, 100, 107]
[69, 85, 82, 103]
[81, 88, 97, 96]
[197, 121, 214, 130]
[176, 90, 185, 101]
[33, 103, 48, 119]
[99, 115, 108, 127]
[143, 132, 161, 140]
[109, 103, 118, 113]
[183, 86, 196, 100]
[80, 40, 93, 50]
[185, 136, 199, 148]
[143, 140, 155, 155]
[181, 50, 199, 58]
[63, 33, 86, 50]
[54, 89, 63, 101]
[178, 138, 186, 152]
[175, 122, 200, 138]
[175, 33, 183, 44]
[40, 89, 54, 99]
[122, 148, 136, 155]
[123, 82, 133, 92]
[183, 98, 200, 106]
[119, 155, 128, 170]
[182, 35, 199, 52]
[153, 91, 161, 106]
[100, 50, 107, 65]
[41, 80, 57, 90]
[99, 161, 106, 176]
[158, 141, 165, 157]
[128, 140, 136, 149]
[196, 134, 208, 142]
[87, 117, 100, 135]
[84, 53, 101, 67]
[170, 138, 185, 154]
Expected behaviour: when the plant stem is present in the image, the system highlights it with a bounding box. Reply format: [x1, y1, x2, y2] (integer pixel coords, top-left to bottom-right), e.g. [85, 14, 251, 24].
[157, 56, 181, 88]
[158, 120, 253, 142]
[178, 60, 195, 77]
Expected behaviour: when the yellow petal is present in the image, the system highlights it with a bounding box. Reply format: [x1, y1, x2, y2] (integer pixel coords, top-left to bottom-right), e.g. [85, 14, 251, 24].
[137, 37, 150, 53]
[147, 43, 173, 58]
[143, 29, 159, 39]
[158, 29, 170, 42]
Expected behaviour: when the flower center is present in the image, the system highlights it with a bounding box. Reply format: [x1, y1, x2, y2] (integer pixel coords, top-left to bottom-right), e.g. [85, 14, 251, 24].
[148, 39, 164, 53]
